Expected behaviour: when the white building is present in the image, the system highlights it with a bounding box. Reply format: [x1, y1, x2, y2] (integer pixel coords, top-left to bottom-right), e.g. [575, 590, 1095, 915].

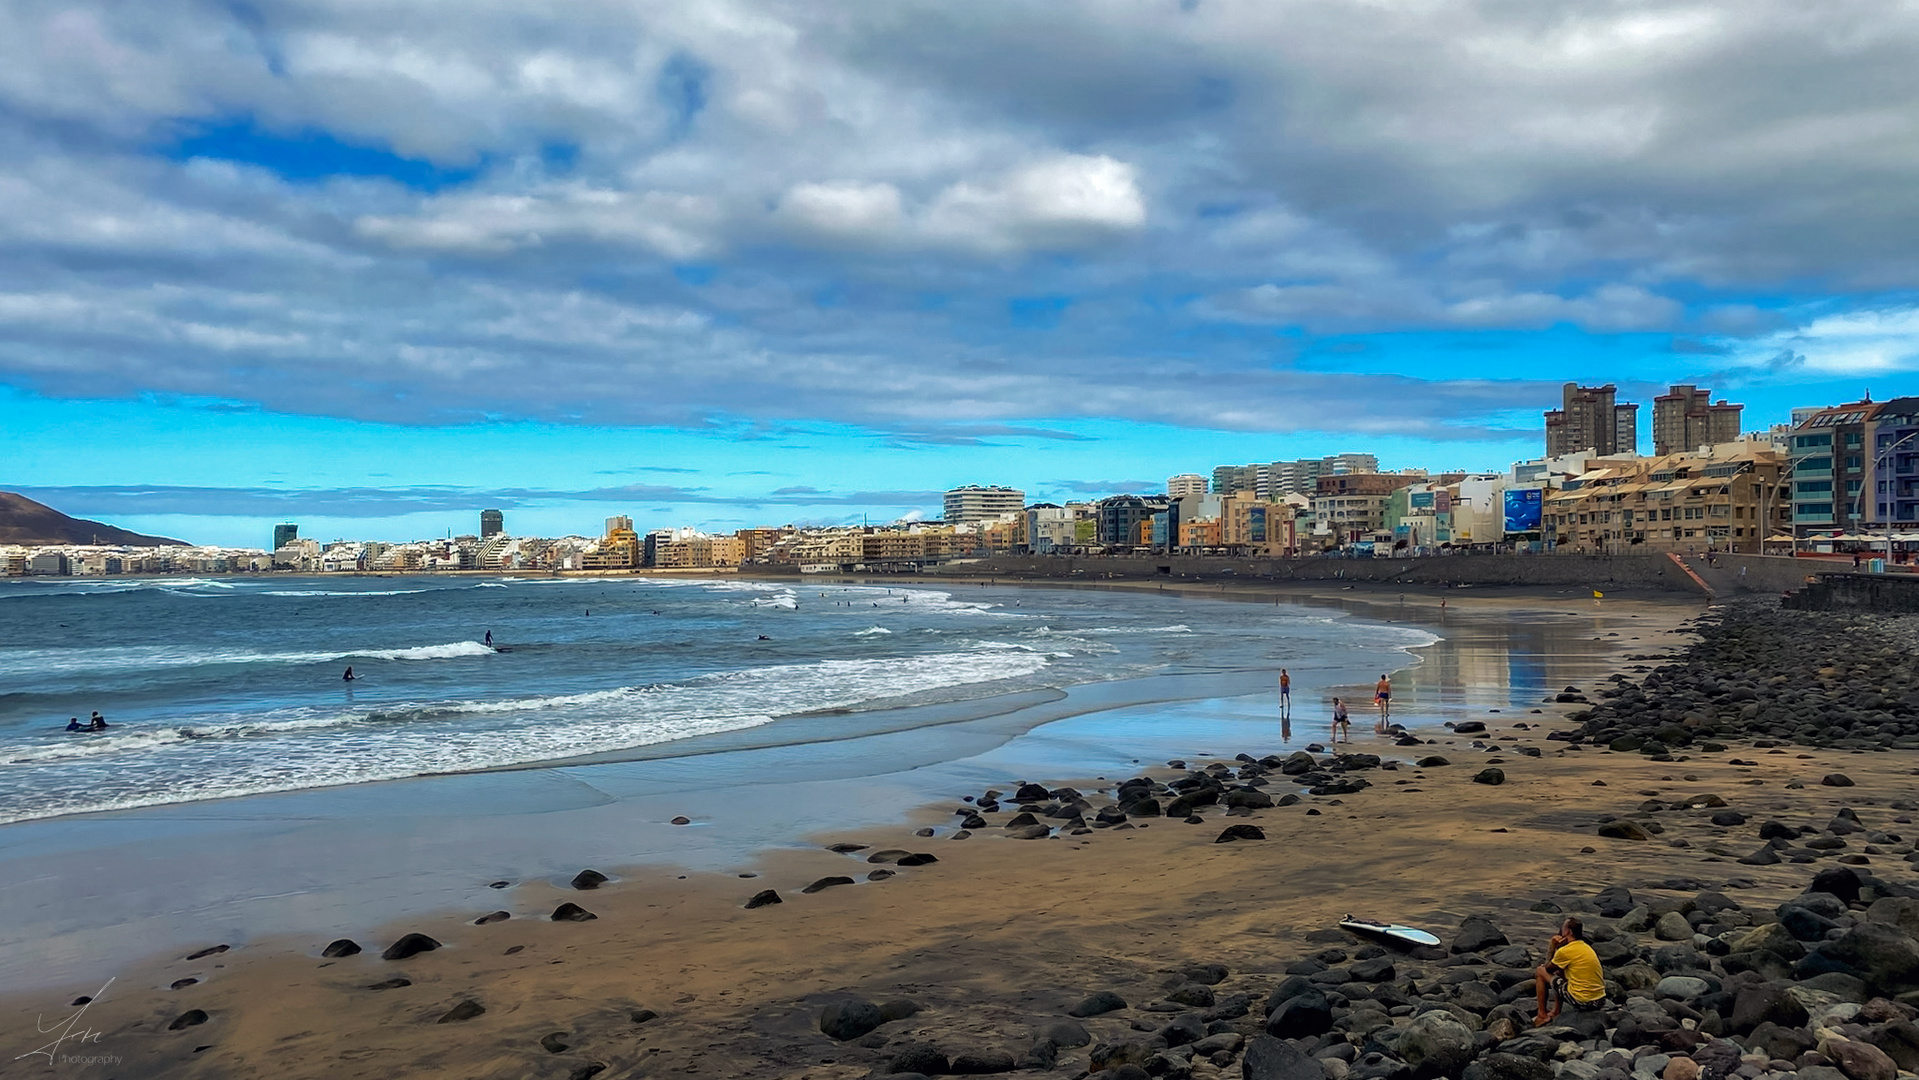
[1166, 474, 1208, 499]
[943, 485, 1025, 524]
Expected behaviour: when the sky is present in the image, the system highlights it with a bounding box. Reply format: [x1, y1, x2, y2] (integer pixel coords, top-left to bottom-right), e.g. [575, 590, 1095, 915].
[1, 0, 1915, 548]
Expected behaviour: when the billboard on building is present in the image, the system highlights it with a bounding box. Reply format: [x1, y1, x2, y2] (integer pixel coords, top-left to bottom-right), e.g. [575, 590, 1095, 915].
[1503, 488, 1543, 533]
[1248, 506, 1268, 543]
[1435, 491, 1451, 514]
[1410, 491, 1435, 510]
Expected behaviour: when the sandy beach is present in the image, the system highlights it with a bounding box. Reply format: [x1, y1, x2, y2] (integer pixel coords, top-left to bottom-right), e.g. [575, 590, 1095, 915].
[12, 584, 1918, 1080]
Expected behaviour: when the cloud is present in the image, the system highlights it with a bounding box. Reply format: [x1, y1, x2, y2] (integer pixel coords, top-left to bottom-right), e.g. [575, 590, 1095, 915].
[1049, 479, 1162, 494]
[6, 0, 1919, 444]
[1731, 306, 1919, 376]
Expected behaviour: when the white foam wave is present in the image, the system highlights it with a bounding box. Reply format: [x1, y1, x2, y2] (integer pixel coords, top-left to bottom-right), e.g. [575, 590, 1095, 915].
[854, 626, 893, 636]
[0, 640, 496, 679]
[0, 647, 1055, 819]
[259, 588, 431, 597]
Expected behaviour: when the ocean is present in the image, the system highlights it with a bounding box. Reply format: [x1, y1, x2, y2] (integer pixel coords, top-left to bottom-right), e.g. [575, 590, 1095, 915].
[0, 574, 1437, 826]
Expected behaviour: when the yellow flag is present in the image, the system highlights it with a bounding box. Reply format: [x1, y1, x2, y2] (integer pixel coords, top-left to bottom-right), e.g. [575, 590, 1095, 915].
[1592, 589, 1604, 599]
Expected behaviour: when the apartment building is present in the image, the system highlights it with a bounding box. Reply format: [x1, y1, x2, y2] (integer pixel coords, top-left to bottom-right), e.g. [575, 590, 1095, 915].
[1166, 473, 1208, 499]
[1789, 399, 1876, 541]
[943, 486, 1025, 524]
[1545, 383, 1639, 457]
[1652, 385, 1743, 455]
[1310, 474, 1418, 547]
[1544, 442, 1788, 553]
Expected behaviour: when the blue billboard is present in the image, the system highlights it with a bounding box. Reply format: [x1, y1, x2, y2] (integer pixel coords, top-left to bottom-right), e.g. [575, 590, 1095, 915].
[1503, 488, 1543, 533]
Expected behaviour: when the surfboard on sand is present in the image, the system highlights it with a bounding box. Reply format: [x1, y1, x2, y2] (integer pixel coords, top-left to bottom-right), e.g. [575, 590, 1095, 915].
[1339, 915, 1441, 948]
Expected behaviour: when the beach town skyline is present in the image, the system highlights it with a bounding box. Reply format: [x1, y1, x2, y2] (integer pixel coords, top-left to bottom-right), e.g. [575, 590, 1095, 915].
[6, 3, 1919, 547]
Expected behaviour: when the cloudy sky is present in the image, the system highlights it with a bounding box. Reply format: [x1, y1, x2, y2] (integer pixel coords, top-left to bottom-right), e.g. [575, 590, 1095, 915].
[2, 0, 1914, 546]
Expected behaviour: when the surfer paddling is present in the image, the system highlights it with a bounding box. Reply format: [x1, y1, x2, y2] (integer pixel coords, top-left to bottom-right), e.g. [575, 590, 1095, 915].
[1533, 916, 1607, 1027]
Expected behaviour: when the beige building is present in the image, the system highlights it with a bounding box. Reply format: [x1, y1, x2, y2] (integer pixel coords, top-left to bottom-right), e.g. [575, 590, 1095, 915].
[653, 534, 744, 569]
[1652, 384, 1744, 455]
[1543, 442, 1788, 554]
[1545, 383, 1639, 458]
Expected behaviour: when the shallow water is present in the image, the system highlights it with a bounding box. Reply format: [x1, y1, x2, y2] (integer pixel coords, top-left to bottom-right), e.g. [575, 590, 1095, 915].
[0, 575, 1434, 824]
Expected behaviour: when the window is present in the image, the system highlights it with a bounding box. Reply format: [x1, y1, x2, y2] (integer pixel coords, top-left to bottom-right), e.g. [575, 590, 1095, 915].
[1795, 434, 1832, 449]
[1797, 503, 1833, 516]
[1797, 480, 1832, 494]
[1845, 455, 1863, 470]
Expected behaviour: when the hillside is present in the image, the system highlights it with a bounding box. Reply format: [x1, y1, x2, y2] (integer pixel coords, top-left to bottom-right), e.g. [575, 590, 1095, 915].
[0, 491, 188, 547]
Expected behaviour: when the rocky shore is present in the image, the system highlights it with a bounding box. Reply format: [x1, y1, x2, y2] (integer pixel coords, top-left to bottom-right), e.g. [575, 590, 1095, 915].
[1570, 598, 1919, 753]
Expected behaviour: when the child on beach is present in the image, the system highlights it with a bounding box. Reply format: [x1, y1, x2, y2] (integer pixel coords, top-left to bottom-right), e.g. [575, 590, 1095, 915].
[1331, 697, 1349, 742]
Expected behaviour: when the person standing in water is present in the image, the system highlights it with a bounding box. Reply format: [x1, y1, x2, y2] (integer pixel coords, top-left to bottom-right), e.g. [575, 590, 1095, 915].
[1279, 669, 1292, 718]
[1374, 674, 1392, 729]
[1331, 697, 1350, 742]
[484, 630, 493, 647]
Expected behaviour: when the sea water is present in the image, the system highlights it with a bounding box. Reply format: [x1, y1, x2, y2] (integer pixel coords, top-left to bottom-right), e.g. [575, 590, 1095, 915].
[0, 575, 1436, 825]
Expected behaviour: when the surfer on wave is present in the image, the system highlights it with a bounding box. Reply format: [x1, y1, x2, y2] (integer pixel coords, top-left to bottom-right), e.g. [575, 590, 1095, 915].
[343, 666, 356, 681]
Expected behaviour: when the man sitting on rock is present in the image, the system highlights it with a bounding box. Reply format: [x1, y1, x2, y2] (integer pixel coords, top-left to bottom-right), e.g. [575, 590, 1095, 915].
[1534, 917, 1605, 1027]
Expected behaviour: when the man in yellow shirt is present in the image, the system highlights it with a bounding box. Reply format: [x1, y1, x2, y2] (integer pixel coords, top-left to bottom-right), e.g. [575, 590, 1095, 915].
[1534, 917, 1606, 1026]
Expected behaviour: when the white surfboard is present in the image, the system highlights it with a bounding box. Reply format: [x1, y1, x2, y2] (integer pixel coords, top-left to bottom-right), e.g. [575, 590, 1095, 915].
[1339, 915, 1441, 948]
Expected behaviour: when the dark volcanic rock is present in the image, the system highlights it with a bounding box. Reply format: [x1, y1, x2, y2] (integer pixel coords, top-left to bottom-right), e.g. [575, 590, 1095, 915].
[1452, 915, 1510, 953]
[550, 902, 597, 921]
[888, 1043, 951, 1075]
[1069, 990, 1128, 1017]
[949, 1048, 1017, 1074]
[473, 910, 510, 925]
[744, 889, 782, 909]
[1216, 824, 1267, 843]
[321, 938, 362, 958]
[1473, 768, 1506, 786]
[570, 869, 608, 889]
[819, 997, 885, 1041]
[800, 876, 856, 894]
[1243, 1034, 1330, 1080]
[167, 1009, 209, 1030]
[1266, 987, 1334, 1039]
[437, 999, 485, 1023]
[381, 933, 441, 960]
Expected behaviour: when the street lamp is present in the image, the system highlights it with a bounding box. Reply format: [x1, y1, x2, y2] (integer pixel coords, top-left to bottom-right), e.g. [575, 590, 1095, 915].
[1761, 452, 1804, 558]
[1854, 430, 1919, 569]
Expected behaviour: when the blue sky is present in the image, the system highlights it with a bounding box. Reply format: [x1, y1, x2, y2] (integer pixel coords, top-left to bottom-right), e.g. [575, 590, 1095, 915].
[1, 1, 1915, 548]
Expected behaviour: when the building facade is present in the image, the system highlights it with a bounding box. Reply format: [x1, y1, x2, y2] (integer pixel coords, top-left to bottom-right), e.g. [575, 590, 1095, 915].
[943, 485, 1025, 524]
[480, 509, 504, 538]
[1166, 473, 1208, 499]
[273, 523, 299, 550]
[1544, 442, 1787, 554]
[1310, 474, 1417, 548]
[1545, 383, 1639, 458]
[1652, 385, 1744, 455]
[1866, 397, 1919, 533]
[1789, 399, 1877, 541]
[1095, 495, 1168, 548]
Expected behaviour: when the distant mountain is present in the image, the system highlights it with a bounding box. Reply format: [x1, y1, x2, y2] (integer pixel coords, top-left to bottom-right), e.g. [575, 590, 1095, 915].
[0, 492, 189, 547]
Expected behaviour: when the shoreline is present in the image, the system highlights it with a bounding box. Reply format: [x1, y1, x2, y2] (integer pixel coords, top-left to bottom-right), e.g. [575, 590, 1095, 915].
[13, 595, 1919, 1079]
[0, 586, 1696, 1035]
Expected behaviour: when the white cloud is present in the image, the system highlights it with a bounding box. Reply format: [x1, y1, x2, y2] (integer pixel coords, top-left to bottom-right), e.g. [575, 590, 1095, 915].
[924, 154, 1146, 252]
[356, 187, 723, 259]
[1741, 307, 1919, 374]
